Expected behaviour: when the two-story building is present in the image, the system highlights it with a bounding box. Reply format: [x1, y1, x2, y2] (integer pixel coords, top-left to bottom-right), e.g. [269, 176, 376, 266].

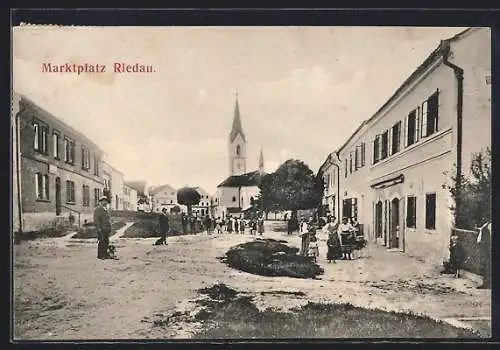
[318, 27, 491, 265]
[123, 183, 138, 211]
[101, 157, 125, 211]
[13, 93, 106, 232]
[149, 184, 178, 213]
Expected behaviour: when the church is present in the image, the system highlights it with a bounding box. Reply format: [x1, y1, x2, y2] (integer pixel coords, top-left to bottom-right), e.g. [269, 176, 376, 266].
[213, 95, 265, 219]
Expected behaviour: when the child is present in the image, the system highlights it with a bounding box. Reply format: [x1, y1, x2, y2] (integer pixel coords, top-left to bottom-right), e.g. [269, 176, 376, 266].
[449, 234, 465, 278]
[308, 232, 319, 262]
[326, 232, 341, 263]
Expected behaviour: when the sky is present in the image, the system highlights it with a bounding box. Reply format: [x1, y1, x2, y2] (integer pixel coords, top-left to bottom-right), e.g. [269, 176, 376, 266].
[13, 26, 468, 195]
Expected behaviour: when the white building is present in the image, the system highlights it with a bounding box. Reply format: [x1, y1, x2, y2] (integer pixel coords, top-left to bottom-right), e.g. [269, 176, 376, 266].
[318, 27, 491, 265]
[214, 96, 266, 219]
[102, 158, 125, 210]
[149, 184, 178, 213]
[123, 184, 138, 211]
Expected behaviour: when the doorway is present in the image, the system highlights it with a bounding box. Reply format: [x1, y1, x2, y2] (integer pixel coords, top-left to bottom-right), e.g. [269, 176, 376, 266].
[55, 177, 61, 215]
[390, 198, 400, 249]
[375, 201, 383, 239]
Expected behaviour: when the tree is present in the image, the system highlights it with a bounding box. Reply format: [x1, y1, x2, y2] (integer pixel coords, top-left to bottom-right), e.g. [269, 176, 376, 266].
[258, 159, 324, 225]
[170, 205, 181, 214]
[177, 187, 201, 232]
[443, 148, 491, 230]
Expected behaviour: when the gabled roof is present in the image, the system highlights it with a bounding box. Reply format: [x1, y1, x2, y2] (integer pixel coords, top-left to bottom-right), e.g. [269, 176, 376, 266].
[124, 180, 148, 196]
[217, 170, 266, 188]
[18, 94, 104, 153]
[149, 184, 176, 196]
[229, 94, 246, 143]
[337, 27, 476, 155]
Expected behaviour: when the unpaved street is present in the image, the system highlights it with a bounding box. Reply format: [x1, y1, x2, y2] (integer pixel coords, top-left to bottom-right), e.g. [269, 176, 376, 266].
[13, 229, 491, 340]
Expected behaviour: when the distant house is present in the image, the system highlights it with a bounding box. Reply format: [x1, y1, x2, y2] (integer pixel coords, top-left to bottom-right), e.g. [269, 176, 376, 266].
[192, 186, 213, 218]
[124, 180, 151, 212]
[102, 158, 125, 211]
[123, 184, 138, 211]
[149, 184, 178, 213]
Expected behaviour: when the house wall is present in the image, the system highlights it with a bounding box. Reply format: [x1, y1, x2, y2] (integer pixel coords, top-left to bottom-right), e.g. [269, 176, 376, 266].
[123, 185, 137, 211]
[17, 97, 105, 232]
[448, 28, 492, 174]
[329, 28, 491, 265]
[110, 168, 125, 211]
[12, 93, 21, 233]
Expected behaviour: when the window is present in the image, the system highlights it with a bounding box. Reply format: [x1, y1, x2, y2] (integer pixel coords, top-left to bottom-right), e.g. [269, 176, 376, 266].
[425, 193, 436, 230]
[391, 121, 401, 155]
[94, 188, 101, 206]
[354, 146, 360, 170]
[406, 109, 417, 147]
[360, 142, 366, 167]
[35, 173, 49, 200]
[373, 135, 381, 164]
[64, 137, 75, 164]
[93, 154, 99, 176]
[342, 198, 358, 220]
[66, 180, 75, 203]
[422, 91, 439, 138]
[344, 158, 348, 177]
[232, 196, 236, 202]
[53, 132, 60, 159]
[33, 120, 49, 154]
[236, 145, 241, 156]
[349, 152, 353, 173]
[381, 130, 389, 159]
[406, 196, 417, 228]
[81, 146, 91, 170]
[82, 185, 90, 207]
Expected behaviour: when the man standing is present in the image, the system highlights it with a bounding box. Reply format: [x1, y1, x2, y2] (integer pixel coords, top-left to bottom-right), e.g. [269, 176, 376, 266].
[93, 196, 112, 259]
[155, 208, 169, 245]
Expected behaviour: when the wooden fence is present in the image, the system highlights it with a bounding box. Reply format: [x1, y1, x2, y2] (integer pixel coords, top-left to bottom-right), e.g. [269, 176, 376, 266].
[451, 227, 482, 275]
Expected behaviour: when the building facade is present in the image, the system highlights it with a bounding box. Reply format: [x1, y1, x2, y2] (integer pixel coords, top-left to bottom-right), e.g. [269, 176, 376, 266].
[318, 28, 491, 265]
[125, 180, 151, 212]
[102, 159, 125, 211]
[192, 187, 213, 218]
[13, 94, 106, 232]
[123, 184, 138, 211]
[150, 184, 178, 213]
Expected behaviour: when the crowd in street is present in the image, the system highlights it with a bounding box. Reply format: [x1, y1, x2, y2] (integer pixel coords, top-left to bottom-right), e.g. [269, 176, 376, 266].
[292, 215, 367, 264]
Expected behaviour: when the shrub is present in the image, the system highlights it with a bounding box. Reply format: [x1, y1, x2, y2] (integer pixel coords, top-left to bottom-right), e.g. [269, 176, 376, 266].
[220, 239, 324, 279]
[72, 221, 127, 239]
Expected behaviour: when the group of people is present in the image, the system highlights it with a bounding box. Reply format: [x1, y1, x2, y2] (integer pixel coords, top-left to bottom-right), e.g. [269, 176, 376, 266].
[298, 215, 364, 263]
[206, 215, 265, 236]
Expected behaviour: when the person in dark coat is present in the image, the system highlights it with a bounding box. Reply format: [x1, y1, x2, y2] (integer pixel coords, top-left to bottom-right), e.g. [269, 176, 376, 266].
[449, 234, 464, 278]
[93, 196, 113, 259]
[155, 208, 169, 245]
[287, 216, 294, 236]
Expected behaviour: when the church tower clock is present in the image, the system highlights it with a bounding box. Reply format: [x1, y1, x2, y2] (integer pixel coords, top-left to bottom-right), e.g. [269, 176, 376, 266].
[229, 94, 247, 176]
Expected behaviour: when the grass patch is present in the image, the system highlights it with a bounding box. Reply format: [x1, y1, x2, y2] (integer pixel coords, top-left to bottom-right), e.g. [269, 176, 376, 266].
[189, 283, 481, 339]
[14, 221, 75, 242]
[121, 214, 204, 238]
[219, 239, 324, 279]
[72, 221, 127, 239]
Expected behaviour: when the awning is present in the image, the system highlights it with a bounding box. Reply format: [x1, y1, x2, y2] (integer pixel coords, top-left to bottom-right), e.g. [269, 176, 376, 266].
[370, 174, 404, 189]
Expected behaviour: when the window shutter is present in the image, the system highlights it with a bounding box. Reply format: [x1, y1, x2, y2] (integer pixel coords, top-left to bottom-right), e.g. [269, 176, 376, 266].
[421, 101, 428, 138]
[435, 89, 440, 132]
[403, 115, 408, 147]
[361, 143, 366, 166]
[388, 128, 393, 156]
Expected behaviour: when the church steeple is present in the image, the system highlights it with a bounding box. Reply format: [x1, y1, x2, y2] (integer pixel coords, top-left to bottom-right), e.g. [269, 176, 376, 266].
[259, 147, 265, 174]
[229, 93, 246, 143]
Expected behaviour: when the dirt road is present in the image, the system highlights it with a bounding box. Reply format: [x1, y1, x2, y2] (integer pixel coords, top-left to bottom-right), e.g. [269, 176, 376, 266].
[13, 230, 491, 340]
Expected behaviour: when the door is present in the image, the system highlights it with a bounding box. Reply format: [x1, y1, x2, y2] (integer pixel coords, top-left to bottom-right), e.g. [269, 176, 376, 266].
[375, 201, 383, 239]
[390, 198, 400, 248]
[399, 197, 406, 252]
[55, 177, 61, 215]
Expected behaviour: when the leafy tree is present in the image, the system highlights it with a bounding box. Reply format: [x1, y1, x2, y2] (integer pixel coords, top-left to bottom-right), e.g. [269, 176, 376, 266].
[177, 187, 201, 232]
[258, 159, 324, 225]
[170, 205, 181, 214]
[443, 148, 491, 230]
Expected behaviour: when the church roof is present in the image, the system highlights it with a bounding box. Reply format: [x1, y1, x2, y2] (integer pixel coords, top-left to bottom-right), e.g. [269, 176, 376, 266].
[217, 170, 266, 188]
[229, 95, 246, 143]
